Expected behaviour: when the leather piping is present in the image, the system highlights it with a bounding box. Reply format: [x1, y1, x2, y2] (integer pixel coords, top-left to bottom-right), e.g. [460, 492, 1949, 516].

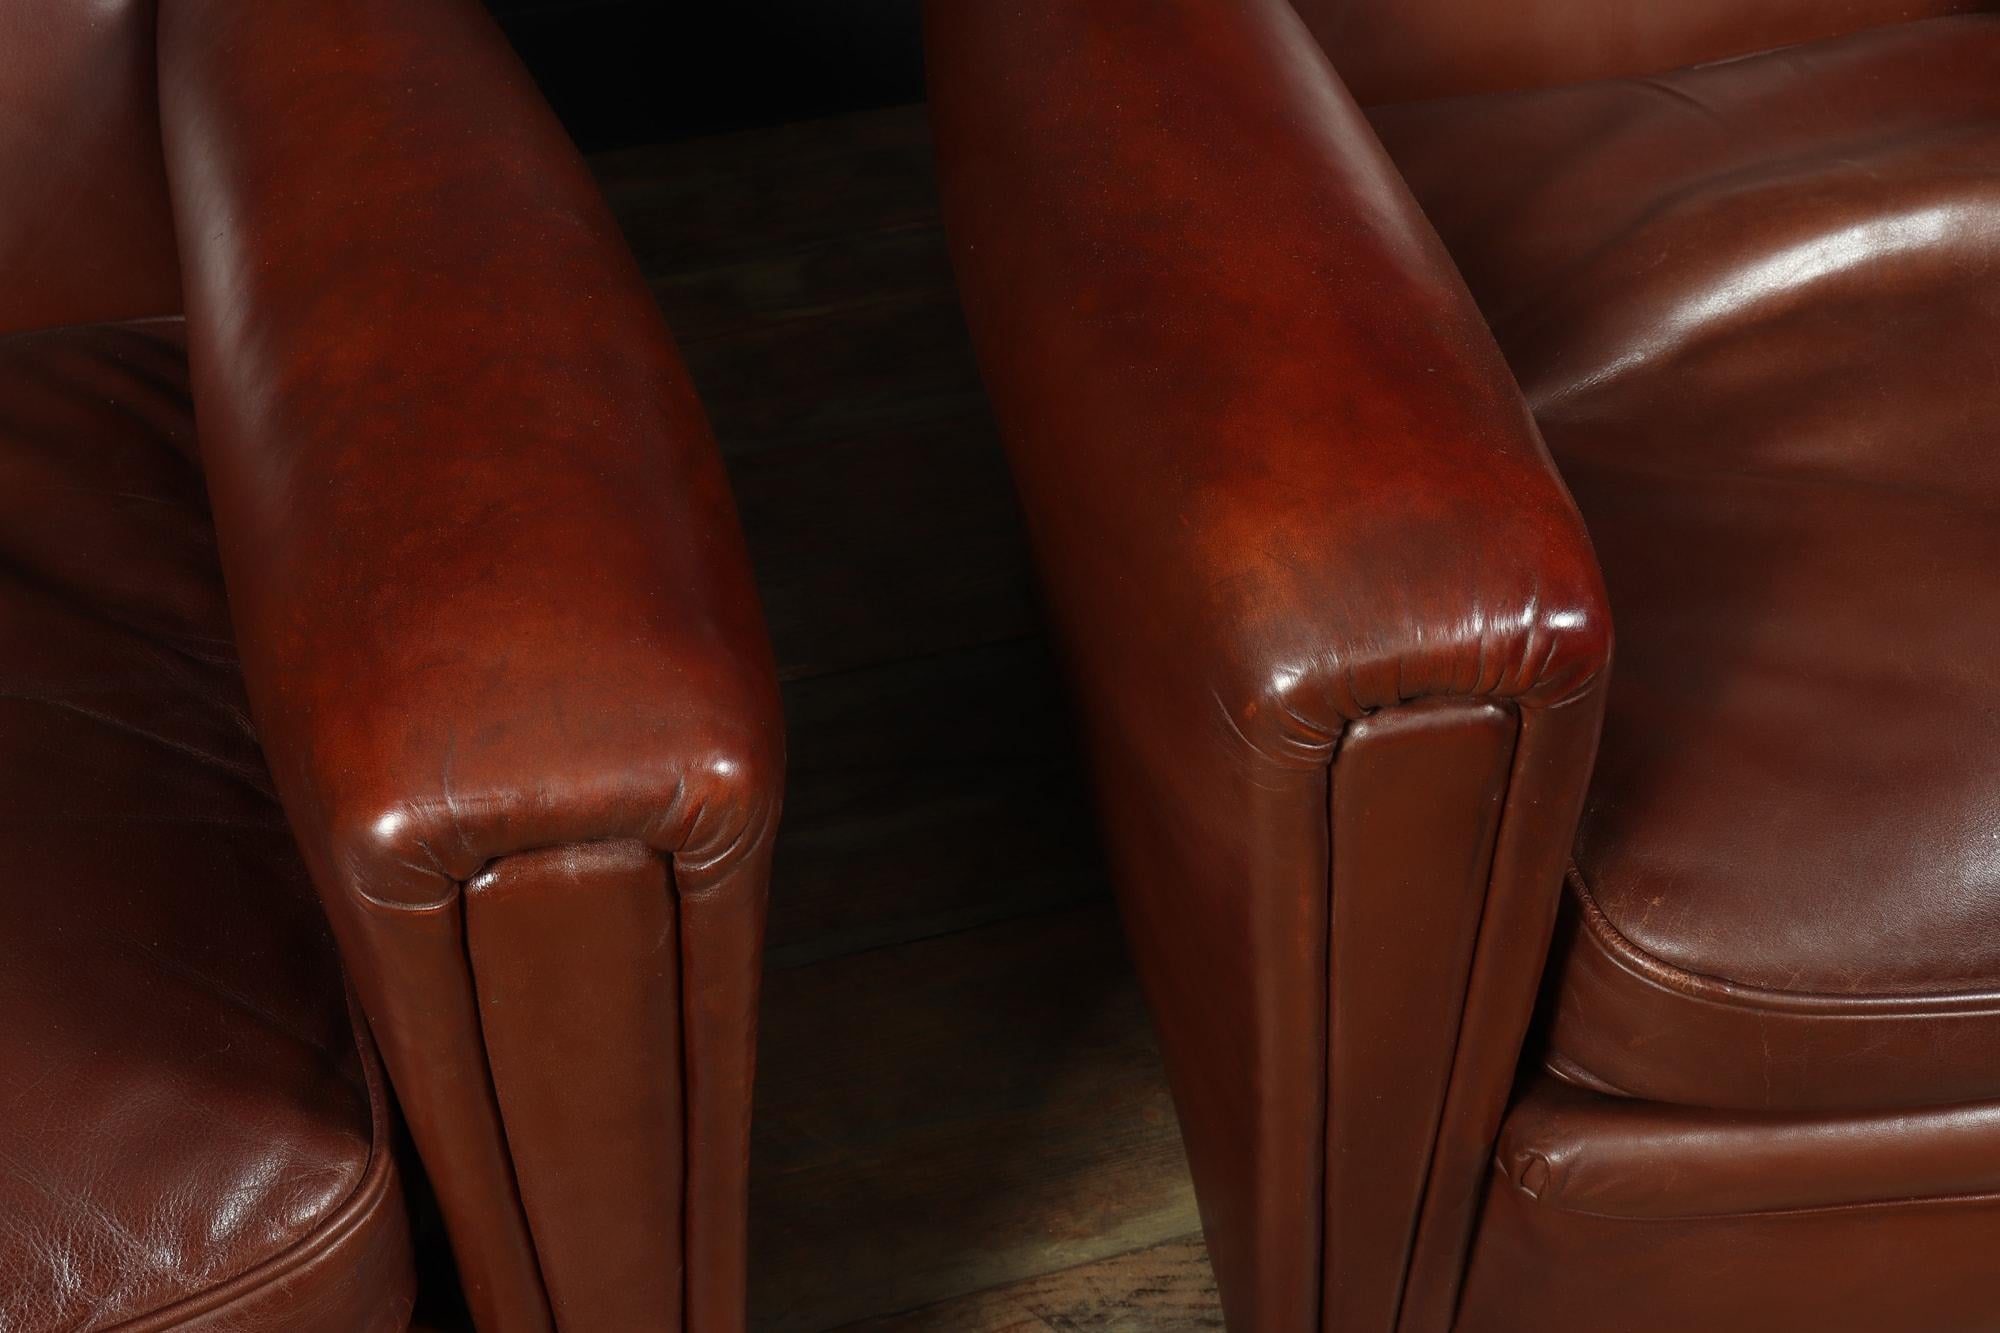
[1566, 866, 2000, 1015]
[456, 871, 560, 1325]
[458, 844, 693, 1329]
[1492, 1154, 2000, 1224]
[111, 988, 407, 1330]
[1313, 720, 1345, 1333]
[1314, 698, 1528, 1333]
[669, 854, 692, 1333]
[1541, 1049, 1636, 1098]
[1390, 702, 1523, 1333]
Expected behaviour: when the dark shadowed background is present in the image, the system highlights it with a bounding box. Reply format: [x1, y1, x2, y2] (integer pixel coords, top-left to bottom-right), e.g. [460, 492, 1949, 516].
[486, 0, 925, 150]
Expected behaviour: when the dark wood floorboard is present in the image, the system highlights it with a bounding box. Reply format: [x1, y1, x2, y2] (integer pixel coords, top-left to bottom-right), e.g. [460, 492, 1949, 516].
[767, 638, 1102, 969]
[749, 904, 1197, 1330]
[414, 104, 1218, 1330]
[594, 109, 944, 283]
[731, 414, 1038, 682]
[839, 1236, 1224, 1332]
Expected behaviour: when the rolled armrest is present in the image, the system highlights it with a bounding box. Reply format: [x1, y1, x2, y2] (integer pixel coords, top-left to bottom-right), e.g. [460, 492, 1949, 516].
[927, 2, 1608, 1329]
[159, 3, 779, 1329]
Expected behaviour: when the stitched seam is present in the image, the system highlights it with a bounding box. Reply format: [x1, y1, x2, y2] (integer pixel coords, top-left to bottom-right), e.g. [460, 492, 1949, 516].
[1490, 1155, 2000, 1223]
[461, 843, 693, 1327]
[1567, 865, 2000, 1014]
[1388, 702, 1523, 1333]
[669, 854, 693, 1333]
[458, 855, 577, 1329]
[0, 314, 187, 348]
[1313, 720, 1346, 1333]
[106, 986, 400, 1330]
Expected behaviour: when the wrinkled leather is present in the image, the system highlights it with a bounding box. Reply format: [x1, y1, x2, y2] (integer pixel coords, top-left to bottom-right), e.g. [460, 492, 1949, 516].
[0, 0, 776, 1325]
[1457, 1078, 2000, 1332]
[1375, 13, 2000, 1113]
[159, 1, 782, 1327]
[463, 841, 687, 1326]
[1492, 1078, 2000, 1219]
[926, 2, 1609, 1329]
[0, 1, 180, 337]
[0, 319, 412, 1331]
[1294, 0, 1991, 104]
[935, 1, 2000, 1328]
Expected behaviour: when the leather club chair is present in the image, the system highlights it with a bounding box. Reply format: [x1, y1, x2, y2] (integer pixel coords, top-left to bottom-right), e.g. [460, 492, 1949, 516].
[927, 2, 2000, 1329]
[2, 1, 778, 1328]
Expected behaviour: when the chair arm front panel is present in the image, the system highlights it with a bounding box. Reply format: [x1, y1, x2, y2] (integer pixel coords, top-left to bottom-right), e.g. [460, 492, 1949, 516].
[158, 3, 781, 1327]
[926, 1, 1609, 1327]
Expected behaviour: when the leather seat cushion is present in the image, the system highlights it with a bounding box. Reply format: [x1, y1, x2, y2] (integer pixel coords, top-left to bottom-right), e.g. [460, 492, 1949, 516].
[1373, 14, 2000, 1111]
[1456, 1078, 2000, 1333]
[0, 320, 413, 1328]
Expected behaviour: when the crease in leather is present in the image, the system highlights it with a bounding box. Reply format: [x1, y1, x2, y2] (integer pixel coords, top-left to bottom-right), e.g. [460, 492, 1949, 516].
[1316, 698, 1539, 1333]
[0, 312, 188, 344]
[0, 315, 402, 1329]
[105, 989, 404, 1331]
[1386, 708, 1519, 1333]
[923, 2, 1615, 1325]
[334, 765, 780, 911]
[1565, 866, 2000, 1016]
[453, 871, 560, 1325]
[1491, 1152, 2000, 1225]
[0, 475, 253, 699]
[671, 859, 691, 1333]
[1541, 1049, 1635, 1098]
[416, 836, 704, 1320]
[1310, 719, 1343, 1333]
[333, 784, 774, 1328]
[1395, 691, 1608, 1333]
[100, 924, 365, 1098]
[344, 832, 670, 913]
[460, 844, 696, 1320]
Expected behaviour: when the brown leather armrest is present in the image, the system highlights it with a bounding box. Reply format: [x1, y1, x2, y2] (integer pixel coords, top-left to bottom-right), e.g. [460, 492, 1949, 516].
[930, 0, 1606, 727]
[927, 2, 1609, 1329]
[158, 2, 779, 1328]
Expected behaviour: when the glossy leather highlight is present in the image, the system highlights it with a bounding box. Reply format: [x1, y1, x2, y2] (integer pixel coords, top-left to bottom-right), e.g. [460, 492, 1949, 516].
[3, 0, 779, 1326]
[1457, 1078, 2000, 1332]
[926, 1, 1609, 1327]
[1296, 0, 1991, 104]
[0, 319, 413, 1331]
[158, 0, 782, 1326]
[1374, 13, 2000, 1114]
[932, 2, 2000, 1329]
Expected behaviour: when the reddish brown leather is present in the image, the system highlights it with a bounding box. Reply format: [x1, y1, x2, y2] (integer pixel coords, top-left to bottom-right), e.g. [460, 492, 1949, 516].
[1373, 13, 2000, 1114]
[156, 0, 782, 1327]
[1492, 1078, 2000, 1219]
[1325, 703, 1512, 1333]
[0, 319, 412, 1331]
[0, 1, 180, 337]
[1456, 1077, 2000, 1331]
[464, 841, 685, 1327]
[1295, 0, 1993, 104]
[926, 3, 1609, 1329]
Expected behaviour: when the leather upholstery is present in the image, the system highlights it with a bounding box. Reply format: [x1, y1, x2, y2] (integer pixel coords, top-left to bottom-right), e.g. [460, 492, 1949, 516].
[1456, 1078, 2000, 1332]
[1374, 13, 2000, 1114]
[2, 0, 779, 1326]
[926, 2, 1609, 1328]
[0, 1, 180, 337]
[1295, 0, 1991, 104]
[931, 1, 2000, 1329]
[0, 319, 412, 1331]
[158, 1, 781, 1326]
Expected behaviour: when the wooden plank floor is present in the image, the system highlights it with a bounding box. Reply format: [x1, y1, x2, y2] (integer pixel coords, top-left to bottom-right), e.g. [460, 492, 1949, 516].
[616, 107, 1219, 1328]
